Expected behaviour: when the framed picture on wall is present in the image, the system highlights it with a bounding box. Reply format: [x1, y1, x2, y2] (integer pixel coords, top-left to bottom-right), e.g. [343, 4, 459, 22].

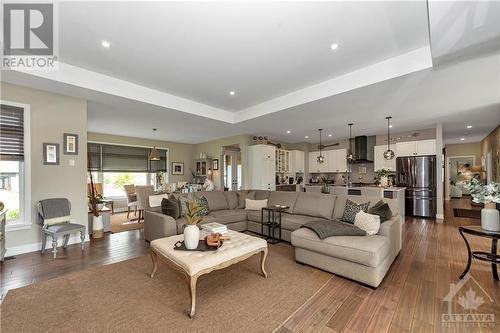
[63, 133, 79, 155]
[212, 158, 219, 170]
[172, 162, 184, 175]
[43, 143, 59, 165]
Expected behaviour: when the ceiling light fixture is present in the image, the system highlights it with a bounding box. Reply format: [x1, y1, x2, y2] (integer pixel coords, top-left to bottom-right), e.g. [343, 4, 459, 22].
[305, 136, 309, 139]
[347, 123, 354, 162]
[286, 130, 291, 134]
[328, 134, 332, 137]
[317, 129, 325, 164]
[383, 117, 395, 160]
[460, 138, 465, 141]
[466, 125, 472, 129]
[229, 91, 235, 96]
[389, 125, 393, 128]
[101, 40, 111, 48]
[149, 146, 160, 161]
[330, 43, 339, 51]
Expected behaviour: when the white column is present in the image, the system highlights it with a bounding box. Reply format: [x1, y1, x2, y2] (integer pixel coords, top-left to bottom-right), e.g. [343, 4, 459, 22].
[436, 123, 444, 221]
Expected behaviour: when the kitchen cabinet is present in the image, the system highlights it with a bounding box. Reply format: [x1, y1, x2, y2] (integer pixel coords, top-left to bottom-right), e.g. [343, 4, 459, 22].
[309, 149, 347, 173]
[194, 159, 211, 176]
[396, 139, 436, 157]
[289, 150, 305, 173]
[275, 149, 290, 173]
[248, 145, 276, 191]
[374, 145, 396, 171]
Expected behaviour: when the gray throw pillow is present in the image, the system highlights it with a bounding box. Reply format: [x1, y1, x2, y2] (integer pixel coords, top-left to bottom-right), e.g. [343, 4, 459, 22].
[161, 195, 180, 219]
[369, 200, 393, 222]
[341, 199, 370, 224]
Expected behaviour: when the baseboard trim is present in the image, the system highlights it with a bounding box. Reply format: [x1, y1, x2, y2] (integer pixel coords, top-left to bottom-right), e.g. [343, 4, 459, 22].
[436, 214, 444, 219]
[5, 234, 90, 257]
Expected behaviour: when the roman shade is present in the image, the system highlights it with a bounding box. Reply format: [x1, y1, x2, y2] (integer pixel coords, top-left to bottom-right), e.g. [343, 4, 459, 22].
[0, 104, 24, 161]
[87, 143, 167, 172]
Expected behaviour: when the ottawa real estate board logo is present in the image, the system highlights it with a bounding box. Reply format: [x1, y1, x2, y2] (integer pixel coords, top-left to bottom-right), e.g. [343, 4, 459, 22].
[2, 2, 58, 70]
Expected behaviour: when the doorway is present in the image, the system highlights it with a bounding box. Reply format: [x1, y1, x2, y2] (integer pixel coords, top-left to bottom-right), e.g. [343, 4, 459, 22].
[221, 145, 241, 191]
[446, 155, 476, 199]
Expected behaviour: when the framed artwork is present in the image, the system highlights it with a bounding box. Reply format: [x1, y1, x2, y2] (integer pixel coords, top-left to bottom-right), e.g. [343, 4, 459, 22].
[43, 143, 59, 165]
[212, 158, 219, 170]
[63, 133, 79, 155]
[171, 162, 184, 175]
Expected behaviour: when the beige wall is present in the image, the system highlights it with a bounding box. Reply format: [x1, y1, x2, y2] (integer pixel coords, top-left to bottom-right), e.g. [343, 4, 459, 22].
[87, 132, 195, 184]
[481, 125, 500, 182]
[445, 142, 481, 163]
[2, 83, 88, 251]
[194, 134, 253, 190]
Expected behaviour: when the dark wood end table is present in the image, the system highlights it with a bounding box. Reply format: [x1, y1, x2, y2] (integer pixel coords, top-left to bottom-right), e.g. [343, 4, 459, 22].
[261, 206, 289, 244]
[459, 225, 500, 281]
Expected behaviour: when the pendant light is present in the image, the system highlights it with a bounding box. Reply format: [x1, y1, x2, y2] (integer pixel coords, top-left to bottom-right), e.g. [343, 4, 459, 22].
[346, 123, 354, 162]
[317, 129, 325, 164]
[149, 146, 160, 161]
[383, 116, 395, 160]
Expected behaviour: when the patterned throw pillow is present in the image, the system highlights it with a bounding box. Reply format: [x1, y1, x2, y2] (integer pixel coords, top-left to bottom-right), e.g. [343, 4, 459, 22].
[196, 196, 209, 216]
[341, 199, 370, 224]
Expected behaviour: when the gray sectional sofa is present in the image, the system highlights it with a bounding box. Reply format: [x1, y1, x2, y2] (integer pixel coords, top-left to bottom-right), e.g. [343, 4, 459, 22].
[144, 190, 402, 287]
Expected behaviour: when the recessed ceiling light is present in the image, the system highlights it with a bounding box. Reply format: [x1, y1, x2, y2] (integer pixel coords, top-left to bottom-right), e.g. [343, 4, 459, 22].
[466, 125, 472, 129]
[101, 40, 111, 48]
[330, 43, 339, 51]
[460, 138, 465, 141]
[328, 134, 332, 137]
[229, 91, 235, 96]
[305, 136, 309, 139]
[389, 125, 393, 128]
[286, 130, 291, 134]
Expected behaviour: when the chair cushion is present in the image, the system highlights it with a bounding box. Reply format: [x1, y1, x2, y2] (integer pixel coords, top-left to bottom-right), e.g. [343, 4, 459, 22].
[193, 191, 229, 211]
[291, 227, 391, 267]
[267, 192, 298, 213]
[224, 191, 239, 209]
[294, 192, 336, 219]
[209, 209, 248, 224]
[46, 223, 85, 233]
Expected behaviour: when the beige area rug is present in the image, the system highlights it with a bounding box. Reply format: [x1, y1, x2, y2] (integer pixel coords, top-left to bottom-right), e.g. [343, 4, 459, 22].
[1, 243, 331, 333]
[110, 212, 143, 233]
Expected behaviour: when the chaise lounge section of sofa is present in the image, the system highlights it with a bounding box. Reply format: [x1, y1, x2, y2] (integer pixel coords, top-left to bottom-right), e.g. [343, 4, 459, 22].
[144, 190, 402, 287]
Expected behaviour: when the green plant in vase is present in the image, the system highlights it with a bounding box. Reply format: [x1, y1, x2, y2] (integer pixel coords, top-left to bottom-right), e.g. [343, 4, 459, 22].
[465, 179, 500, 231]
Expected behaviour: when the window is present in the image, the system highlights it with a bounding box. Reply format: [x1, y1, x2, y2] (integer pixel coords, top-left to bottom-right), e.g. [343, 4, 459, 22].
[87, 142, 168, 198]
[0, 103, 30, 228]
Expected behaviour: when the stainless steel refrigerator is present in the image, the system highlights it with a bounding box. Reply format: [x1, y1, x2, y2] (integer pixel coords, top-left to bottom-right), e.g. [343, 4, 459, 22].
[396, 155, 437, 218]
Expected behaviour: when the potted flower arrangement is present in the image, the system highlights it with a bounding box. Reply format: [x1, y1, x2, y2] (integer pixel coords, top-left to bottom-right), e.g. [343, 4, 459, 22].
[377, 169, 392, 188]
[183, 201, 203, 249]
[465, 179, 500, 231]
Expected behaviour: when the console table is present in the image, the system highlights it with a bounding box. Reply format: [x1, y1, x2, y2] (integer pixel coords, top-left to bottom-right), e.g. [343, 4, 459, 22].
[261, 206, 288, 244]
[459, 225, 500, 280]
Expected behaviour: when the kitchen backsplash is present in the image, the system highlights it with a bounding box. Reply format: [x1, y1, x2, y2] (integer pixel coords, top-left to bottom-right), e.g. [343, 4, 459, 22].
[310, 163, 378, 184]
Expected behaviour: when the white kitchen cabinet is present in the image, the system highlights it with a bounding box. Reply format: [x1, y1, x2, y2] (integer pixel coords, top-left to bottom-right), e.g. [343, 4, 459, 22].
[289, 150, 305, 173]
[309, 151, 328, 173]
[374, 145, 396, 171]
[309, 149, 347, 173]
[248, 145, 276, 191]
[396, 139, 436, 157]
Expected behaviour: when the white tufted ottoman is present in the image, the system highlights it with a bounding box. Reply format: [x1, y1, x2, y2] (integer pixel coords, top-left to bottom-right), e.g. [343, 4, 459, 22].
[149, 230, 268, 317]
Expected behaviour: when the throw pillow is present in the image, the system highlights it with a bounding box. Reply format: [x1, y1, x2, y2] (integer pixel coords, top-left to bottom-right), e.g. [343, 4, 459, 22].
[245, 198, 268, 210]
[369, 199, 393, 222]
[161, 195, 180, 219]
[196, 196, 210, 216]
[341, 199, 370, 224]
[238, 191, 256, 208]
[354, 211, 381, 235]
[179, 196, 190, 217]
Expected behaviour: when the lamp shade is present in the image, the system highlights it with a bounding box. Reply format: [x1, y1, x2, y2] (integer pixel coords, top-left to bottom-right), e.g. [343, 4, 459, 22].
[149, 146, 160, 161]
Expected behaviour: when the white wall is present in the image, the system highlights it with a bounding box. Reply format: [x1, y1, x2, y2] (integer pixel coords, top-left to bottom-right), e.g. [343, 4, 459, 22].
[2, 83, 89, 255]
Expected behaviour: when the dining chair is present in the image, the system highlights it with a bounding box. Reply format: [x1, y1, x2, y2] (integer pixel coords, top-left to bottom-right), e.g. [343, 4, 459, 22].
[135, 185, 154, 223]
[123, 184, 137, 219]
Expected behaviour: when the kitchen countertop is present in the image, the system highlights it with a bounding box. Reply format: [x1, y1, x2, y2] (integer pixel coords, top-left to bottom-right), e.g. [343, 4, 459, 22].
[305, 184, 405, 191]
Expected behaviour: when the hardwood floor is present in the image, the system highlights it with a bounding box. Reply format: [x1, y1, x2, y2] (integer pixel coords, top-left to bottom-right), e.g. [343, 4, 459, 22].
[1, 198, 498, 332]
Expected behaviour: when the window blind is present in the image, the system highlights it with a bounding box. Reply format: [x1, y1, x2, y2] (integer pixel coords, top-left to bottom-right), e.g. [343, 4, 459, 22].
[87, 143, 167, 173]
[0, 104, 24, 161]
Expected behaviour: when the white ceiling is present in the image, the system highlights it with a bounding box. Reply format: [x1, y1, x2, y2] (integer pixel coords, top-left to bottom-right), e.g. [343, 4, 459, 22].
[1, 1, 499, 145]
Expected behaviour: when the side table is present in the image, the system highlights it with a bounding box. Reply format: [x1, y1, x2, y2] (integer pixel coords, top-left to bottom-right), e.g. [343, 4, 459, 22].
[261, 206, 288, 244]
[459, 225, 500, 280]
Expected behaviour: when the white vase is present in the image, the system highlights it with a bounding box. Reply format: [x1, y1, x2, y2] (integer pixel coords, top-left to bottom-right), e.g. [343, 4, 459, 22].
[481, 203, 500, 232]
[380, 176, 388, 188]
[92, 215, 104, 238]
[184, 225, 200, 249]
[96, 203, 104, 210]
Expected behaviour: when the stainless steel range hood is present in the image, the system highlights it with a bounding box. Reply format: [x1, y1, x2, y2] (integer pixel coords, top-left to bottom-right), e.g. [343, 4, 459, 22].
[349, 135, 375, 163]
